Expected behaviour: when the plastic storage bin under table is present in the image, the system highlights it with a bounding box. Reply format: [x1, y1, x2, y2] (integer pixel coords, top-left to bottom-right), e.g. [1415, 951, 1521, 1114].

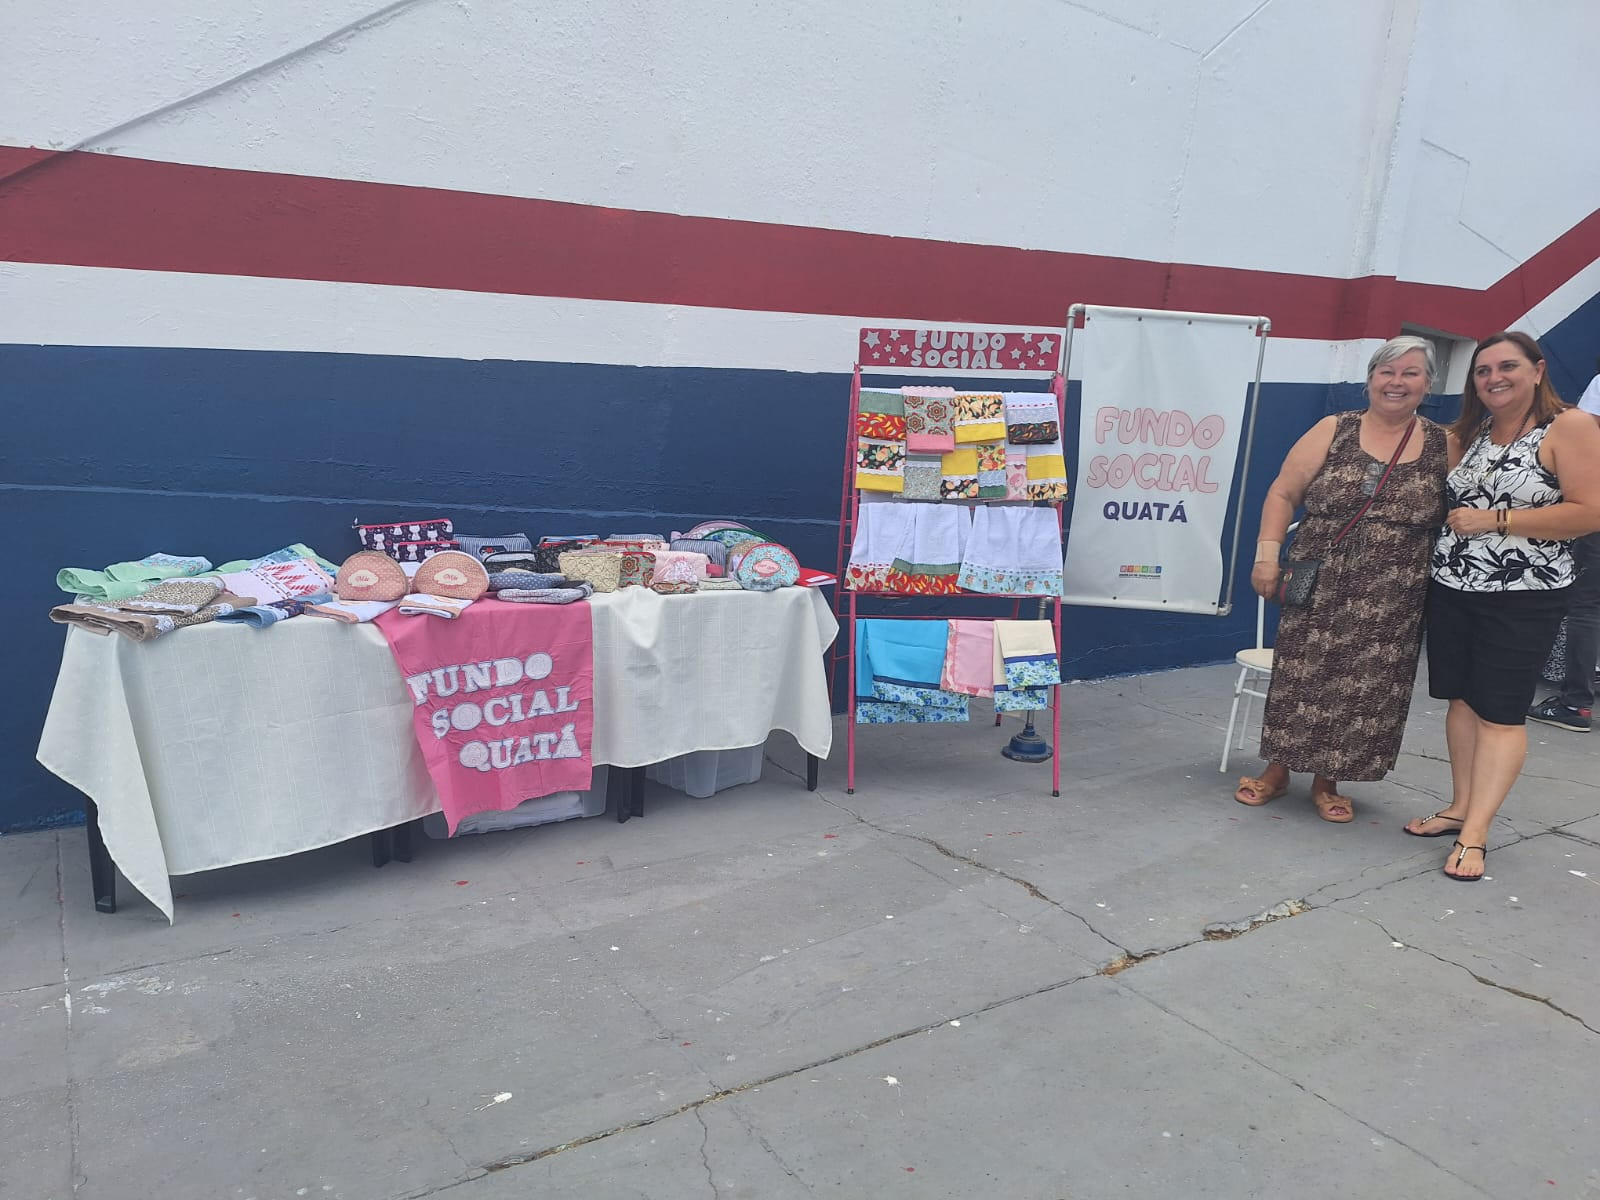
[421, 766, 610, 838]
[645, 745, 765, 798]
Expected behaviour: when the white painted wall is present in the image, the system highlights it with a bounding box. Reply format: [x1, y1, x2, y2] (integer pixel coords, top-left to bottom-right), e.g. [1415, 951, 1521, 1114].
[3, 0, 1597, 366]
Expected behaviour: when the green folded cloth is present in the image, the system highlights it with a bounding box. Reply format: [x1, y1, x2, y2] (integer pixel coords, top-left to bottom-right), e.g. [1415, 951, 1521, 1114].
[57, 553, 214, 601]
[859, 389, 906, 417]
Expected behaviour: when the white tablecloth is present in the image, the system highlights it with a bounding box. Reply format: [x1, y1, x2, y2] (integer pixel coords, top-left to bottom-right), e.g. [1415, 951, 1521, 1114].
[37, 587, 837, 920]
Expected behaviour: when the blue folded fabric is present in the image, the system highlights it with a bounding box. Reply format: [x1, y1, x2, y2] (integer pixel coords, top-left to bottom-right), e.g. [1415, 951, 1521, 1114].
[854, 619, 967, 723]
[855, 619, 949, 697]
[215, 590, 333, 628]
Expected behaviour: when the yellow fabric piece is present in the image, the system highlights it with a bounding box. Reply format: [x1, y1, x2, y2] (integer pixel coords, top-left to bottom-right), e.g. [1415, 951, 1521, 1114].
[940, 447, 978, 475]
[955, 421, 1004, 444]
[954, 393, 1005, 444]
[1025, 452, 1066, 481]
[855, 471, 905, 493]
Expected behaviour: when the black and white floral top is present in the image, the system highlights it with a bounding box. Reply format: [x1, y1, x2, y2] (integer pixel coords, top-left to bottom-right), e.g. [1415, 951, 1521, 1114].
[1431, 422, 1573, 591]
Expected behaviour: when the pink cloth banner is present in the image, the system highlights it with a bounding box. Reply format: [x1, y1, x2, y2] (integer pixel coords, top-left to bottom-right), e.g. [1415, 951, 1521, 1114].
[376, 600, 595, 833]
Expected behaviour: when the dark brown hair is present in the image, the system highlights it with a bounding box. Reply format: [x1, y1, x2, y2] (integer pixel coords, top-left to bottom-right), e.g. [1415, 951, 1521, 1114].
[1450, 330, 1567, 444]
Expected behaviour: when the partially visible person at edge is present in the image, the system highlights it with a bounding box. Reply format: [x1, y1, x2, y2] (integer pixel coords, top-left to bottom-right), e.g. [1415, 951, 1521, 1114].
[1234, 335, 1447, 822]
[1405, 332, 1600, 880]
[1526, 359, 1600, 733]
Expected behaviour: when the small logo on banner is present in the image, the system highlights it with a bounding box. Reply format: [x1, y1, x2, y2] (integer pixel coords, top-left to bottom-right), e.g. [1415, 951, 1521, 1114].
[1118, 564, 1163, 579]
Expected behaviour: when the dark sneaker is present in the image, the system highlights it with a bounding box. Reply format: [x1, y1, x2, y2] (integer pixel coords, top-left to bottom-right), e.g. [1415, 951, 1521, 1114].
[1527, 699, 1592, 732]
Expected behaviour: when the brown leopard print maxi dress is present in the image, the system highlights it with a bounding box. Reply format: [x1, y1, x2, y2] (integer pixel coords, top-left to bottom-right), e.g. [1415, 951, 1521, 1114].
[1259, 411, 1447, 779]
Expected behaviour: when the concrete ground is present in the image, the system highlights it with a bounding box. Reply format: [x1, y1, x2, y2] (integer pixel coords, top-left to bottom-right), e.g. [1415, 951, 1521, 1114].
[3, 661, 1598, 1200]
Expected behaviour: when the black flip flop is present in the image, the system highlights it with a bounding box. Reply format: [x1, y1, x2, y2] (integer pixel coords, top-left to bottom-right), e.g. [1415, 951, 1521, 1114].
[1443, 840, 1486, 882]
[1404, 811, 1465, 839]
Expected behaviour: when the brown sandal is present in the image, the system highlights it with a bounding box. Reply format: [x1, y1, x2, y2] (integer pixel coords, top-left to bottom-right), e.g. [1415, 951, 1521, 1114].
[1235, 776, 1288, 806]
[1311, 788, 1355, 823]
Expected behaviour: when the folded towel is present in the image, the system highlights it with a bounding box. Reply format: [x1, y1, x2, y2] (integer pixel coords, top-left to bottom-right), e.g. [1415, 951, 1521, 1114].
[855, 437, 907, 493]
[902, 387, 957, 453]
[1025, 441, 1069, 501]
[215, 591, 332, 628]
[119, 577, 223, 615]
[953, 392, 1005, 444]
[901, 453, 943, 500]
[855, 699, 971, 724]
[397, 593, 476, 619]
[1005, 448, 1030, 500]
[854, 618, 968, 722]
[212, 544, 340, 575]
[993, 619, 1060, 711]
[57, 553, 214, 601]
[975, 441, 1008, 498]
[1003, 392, 1060, 444]
[857, 389, 908, 440]
[957, 506, 1064, 596]
[208, 557, 336, 604]
[846, 501, 917, 591]
[697, 579, 744, 591]
[941, 620, 996, 697]
[305, 598, 399, 623]
[939, 446, 979, 500]
[885, 504, 970, 595]
[50, 603, 174, 642]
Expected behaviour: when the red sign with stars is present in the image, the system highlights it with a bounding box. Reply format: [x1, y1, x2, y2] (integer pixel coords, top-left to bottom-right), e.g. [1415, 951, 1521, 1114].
[858, 328, 1059, 372]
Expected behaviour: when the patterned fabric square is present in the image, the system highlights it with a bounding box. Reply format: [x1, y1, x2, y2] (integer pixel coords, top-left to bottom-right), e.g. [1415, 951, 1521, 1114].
[856, 438, 907, 493]
[953, 393, 1005, 444]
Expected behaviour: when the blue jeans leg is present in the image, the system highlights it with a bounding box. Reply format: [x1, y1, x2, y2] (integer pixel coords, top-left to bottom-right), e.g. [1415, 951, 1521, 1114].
[1559, 532, 1600, 710]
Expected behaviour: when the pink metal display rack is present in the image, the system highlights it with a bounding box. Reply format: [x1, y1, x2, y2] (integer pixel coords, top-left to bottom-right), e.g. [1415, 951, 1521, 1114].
[830, 326, 1069, 796]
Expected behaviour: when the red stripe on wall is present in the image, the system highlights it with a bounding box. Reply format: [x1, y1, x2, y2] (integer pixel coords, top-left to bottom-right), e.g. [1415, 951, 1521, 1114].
[3, 145, 1598, 342]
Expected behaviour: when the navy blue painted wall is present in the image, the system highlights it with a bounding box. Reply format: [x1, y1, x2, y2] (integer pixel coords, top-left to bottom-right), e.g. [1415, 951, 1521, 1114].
[5, 314, 1597, 832]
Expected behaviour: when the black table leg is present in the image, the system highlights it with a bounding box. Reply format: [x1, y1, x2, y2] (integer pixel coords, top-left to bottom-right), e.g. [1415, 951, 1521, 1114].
[806, 754, 819, 792]
[629, 767, 646, 819]
[85, 799, 116, 913]
[370, 827, 394, 868]
[614, 766, 631, 823]
[394, 819, 414, 863]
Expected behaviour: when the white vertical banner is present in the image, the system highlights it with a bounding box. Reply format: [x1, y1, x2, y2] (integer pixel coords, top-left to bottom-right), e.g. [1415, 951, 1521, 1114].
[1061, 307, 1265, 613]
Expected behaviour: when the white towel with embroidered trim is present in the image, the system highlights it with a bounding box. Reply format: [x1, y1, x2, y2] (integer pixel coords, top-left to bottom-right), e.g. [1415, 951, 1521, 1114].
[957, 506, 1064, 595]
[846, 499, 917, 591]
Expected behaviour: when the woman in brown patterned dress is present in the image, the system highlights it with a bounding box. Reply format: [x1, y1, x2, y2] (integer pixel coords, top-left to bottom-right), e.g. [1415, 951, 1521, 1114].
[1232, 336, 1448, 821]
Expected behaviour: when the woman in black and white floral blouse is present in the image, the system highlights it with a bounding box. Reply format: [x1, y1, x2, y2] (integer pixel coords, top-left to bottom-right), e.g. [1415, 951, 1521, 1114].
[1407, 331, 1600, 878]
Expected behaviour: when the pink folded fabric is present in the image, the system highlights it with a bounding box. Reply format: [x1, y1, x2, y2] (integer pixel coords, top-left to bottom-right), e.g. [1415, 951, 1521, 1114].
[941, 619, 996, 697]
[902, 386, 957, 453]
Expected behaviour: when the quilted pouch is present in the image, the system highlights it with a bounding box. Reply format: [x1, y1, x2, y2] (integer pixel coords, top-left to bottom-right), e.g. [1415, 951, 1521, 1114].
[728, 542, 800, 591]
[559, 550, 622, 593]
[353, 518, 454, 560]
[617, 550, 656, 589]
[534, 538, 596, 573]
[702, 528, 769, 555]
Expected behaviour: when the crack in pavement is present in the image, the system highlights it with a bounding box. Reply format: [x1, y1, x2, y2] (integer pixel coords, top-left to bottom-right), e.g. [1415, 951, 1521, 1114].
[693, 1107, 720, 1200]
[1110, 975, 1500, 1200]
[810, 791, 1133, 959]
[396, 963, 1103, 1197]
[1351, 912, 1599, 1037]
